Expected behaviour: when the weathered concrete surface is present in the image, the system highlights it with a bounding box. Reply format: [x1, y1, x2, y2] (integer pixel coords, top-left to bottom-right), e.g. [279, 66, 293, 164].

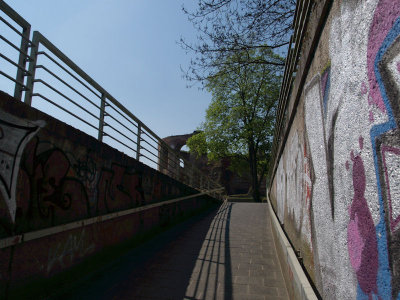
[268, 199, 318, 300]
[270, 0, 400, 299]
[53, 202, 289, 300]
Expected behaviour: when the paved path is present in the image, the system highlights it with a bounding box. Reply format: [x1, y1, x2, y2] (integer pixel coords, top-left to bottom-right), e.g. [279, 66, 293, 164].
[58, 202, 289, 300]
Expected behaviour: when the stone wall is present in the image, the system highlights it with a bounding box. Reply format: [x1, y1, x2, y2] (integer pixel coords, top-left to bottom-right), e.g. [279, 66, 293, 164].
[269, 0, 400, 298]
[0, 91, 217, 297]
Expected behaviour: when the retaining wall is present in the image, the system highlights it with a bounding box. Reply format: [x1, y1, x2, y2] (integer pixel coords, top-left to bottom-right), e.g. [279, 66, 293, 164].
[269, 0, 400, 299]
[0, 91, 217, 297]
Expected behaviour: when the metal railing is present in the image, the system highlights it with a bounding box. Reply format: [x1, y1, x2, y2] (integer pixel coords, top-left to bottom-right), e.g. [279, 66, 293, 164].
[267, 0, 312, 184]
[0, 1, 31, 100]
[0, 0, 223, 199]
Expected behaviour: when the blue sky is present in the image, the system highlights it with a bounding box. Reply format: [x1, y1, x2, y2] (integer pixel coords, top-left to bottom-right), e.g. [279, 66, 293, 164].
[5, 0, 209, 139]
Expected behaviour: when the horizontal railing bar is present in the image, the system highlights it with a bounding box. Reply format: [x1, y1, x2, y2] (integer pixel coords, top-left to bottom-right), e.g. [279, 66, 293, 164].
[150, 150, 182, 176]
[152, 153, 169, 170]
[141, 129, 160, 145]
[277, 50, 294, 127]
[33, 31, 111, 99]
[148, 138, 183, 168]
[36, 65, 101, 112]
[0, 70, 28, 88]
[268, 0, 314, 186]
[139, 145, 160, 158]
[139, 148, 179, 176]
[154, 148, 181, 169]
[37, 51, 102, 99]
[33, 32, 216, 188]
[0, 52, 30, 74]
[0, 1, 30, 30]
[103, 123, 138, 147]
[32, 93, 99, 131]
[0, 5, 222, 193]
[103, 131, 137, 154]
[33, 79, 100, 122]
[140, 137, 159, 152]
[0, 16, 32, 44]
[159, 158, 180, 175]
[0, 34, 31, 58]
[152, 138, 194, 170]
[105, 101, 139, 130]
[293, 0, 311, 67]
[32, 31, 164, 148]
[104, 92, 167, 152]
[102, 111, 139, 139]
[148, 155, 180, 182]
[139, 152, 161, 168]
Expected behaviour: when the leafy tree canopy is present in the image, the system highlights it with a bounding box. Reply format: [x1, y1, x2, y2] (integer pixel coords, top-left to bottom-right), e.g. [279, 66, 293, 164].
[187, 48, 281, 201]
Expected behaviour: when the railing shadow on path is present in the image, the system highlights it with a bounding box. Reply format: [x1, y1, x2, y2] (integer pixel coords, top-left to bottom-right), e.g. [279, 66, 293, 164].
[50, 202, 235, 300]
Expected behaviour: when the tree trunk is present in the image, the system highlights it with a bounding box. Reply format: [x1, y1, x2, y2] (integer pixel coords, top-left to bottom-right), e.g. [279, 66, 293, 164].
[248, 142, 260, 202]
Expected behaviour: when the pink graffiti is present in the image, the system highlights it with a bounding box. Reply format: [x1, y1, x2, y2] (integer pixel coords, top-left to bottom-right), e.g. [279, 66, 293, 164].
[361, 82, 368, 95]
[367, 0, 400, 112]
[381, 145, 400, 231]
[369, 111, 375, 123]
[347, 137, 378, 295]
[348, 215, 364, 271]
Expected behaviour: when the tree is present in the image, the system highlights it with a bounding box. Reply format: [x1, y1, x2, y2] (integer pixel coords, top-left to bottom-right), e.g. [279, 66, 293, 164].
[180, 0, 295, 85]
[187, 48, 281, 201]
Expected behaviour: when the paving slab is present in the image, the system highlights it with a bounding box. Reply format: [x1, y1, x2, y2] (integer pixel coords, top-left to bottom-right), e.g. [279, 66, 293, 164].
[55, 202, 289, 299]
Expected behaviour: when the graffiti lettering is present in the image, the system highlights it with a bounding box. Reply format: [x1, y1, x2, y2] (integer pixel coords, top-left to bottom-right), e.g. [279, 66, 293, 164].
[97, 164, 144, 214]
[47, 229, 95, 274]
[0, 113, 45, 223]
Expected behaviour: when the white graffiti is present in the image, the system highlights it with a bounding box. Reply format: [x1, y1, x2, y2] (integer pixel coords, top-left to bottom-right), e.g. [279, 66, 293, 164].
[0, 110, 45, 222]
[286, 132, 303, 230]
[47, 228, 95, 274]
[276, 159, 286, 221]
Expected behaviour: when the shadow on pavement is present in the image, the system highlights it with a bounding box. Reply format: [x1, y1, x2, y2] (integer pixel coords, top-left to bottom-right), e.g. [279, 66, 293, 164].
[53, 202, 235, 299]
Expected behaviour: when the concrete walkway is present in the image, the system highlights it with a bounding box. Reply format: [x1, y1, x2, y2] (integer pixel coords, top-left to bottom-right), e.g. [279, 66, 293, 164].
[57, 202, 289, 300]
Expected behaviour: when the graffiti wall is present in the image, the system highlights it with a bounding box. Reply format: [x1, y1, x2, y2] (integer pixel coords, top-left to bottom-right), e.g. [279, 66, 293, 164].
[0, 91, 216, 296]
[270, 0, 400, 299]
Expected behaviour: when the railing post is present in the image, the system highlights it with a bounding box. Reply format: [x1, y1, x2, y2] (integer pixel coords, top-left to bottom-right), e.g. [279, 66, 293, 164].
[14, 25, 31, 101]
[136, 122, 141, 161]
[24, 31, 39, 106]
[98, 93, 106, 141]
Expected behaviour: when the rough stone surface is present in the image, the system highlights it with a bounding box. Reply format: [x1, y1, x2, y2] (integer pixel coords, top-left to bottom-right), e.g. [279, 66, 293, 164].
[270, 0, 400, 299]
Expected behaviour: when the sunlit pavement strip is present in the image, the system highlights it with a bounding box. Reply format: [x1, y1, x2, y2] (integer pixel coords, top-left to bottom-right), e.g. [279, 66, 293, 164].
[181, 202, 290, 300]
[58, 202, 289, 300]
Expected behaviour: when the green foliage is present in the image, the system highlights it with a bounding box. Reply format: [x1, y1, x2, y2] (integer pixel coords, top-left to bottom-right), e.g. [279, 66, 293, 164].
[187, 48, 281, 200]
[186, 131, 208, 158]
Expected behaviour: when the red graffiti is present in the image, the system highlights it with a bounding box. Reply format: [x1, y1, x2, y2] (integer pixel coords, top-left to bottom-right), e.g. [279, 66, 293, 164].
[18, 138, 90, 224]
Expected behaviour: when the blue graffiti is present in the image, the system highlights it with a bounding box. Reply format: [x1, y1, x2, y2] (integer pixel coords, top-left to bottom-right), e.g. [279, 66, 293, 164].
[369, 16, 400, 300]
